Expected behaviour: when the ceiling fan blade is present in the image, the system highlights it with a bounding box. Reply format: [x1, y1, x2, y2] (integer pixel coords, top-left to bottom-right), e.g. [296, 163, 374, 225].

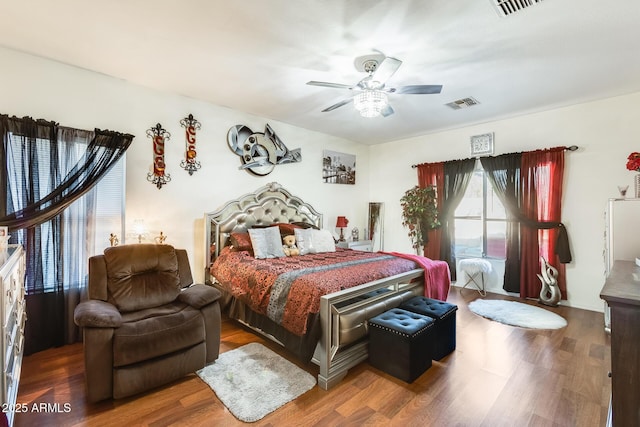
[307, 81, 354, 90]
[371, 57, 402, 84]
[381, 105, 395, 117]
[321, 98, 353, 112]
[392, 85, 443, 95]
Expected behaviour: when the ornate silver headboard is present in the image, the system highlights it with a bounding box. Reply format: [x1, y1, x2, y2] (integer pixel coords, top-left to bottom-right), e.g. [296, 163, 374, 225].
[204, 182, 322, 278]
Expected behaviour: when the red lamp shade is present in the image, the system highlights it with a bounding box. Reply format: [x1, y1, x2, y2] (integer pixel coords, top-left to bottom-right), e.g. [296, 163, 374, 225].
[336, 216, 349, 228]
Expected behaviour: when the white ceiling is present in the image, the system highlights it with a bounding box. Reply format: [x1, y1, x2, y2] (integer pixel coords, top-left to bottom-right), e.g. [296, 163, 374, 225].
[1, 0, 639, 144]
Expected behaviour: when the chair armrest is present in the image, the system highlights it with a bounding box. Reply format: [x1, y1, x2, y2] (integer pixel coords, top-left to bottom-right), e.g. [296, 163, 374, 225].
[178, 284, 222, 309]
[74, 300, 123, 328]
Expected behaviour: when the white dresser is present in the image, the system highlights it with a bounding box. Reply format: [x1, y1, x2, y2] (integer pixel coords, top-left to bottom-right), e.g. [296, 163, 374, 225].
[0, 245, 26, 427]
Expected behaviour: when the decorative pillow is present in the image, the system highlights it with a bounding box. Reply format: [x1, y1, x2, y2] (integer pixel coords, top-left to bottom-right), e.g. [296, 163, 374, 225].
[277, 223, 300, 236]
[291, 221, 319, 230]
[294, 228, 336, 255]
[218, 245, 235, 256]
[252, 222, 301, 237]
[229, 232, 253, 252]
[248, 226, 286, 259]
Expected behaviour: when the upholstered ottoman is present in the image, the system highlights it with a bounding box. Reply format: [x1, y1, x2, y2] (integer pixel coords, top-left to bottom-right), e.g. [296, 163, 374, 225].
[400, 296, 458, 360]
[368, 308, 436, 383]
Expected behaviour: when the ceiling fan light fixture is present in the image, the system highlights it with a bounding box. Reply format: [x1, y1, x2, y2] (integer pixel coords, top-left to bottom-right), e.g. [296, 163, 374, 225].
[353, 90, 388, 118]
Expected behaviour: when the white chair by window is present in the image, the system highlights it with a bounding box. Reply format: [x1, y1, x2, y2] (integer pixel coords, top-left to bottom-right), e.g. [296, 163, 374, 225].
[458, 258, 492, 297]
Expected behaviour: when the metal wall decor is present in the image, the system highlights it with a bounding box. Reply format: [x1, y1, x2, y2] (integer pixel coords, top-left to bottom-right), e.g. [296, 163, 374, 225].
[470, 132, 494, 156]
[227, 123, 301, 176]
[146, 123, 171, 189]
[179, 114, 201, 175]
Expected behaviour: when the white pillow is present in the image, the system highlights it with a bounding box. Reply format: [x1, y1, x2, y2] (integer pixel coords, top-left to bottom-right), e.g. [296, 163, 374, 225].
[294, 228, 336, 255]
[248, 226, 286, 259]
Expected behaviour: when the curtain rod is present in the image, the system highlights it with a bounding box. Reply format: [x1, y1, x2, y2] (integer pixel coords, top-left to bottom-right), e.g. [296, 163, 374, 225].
[411, 145, 579, 168]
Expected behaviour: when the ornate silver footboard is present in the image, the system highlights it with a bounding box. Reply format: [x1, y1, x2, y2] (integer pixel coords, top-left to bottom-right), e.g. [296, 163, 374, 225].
[314, 269, 424, 389]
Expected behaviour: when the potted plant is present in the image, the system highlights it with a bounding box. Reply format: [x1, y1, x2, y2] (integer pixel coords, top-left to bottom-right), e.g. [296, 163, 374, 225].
[626, 151, 640, 198]
[400, 185, 440, 254]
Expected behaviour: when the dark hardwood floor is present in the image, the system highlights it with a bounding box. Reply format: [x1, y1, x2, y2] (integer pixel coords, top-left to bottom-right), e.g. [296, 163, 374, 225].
[14, 290, 611, 427]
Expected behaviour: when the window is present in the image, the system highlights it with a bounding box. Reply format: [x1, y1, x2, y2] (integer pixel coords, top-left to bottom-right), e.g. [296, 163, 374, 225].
[90, 158, 125, 253]
[454, 164, 507, 259]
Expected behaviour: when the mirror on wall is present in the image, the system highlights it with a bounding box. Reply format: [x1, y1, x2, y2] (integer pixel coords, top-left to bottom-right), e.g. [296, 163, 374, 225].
[368, 202, 384, 251]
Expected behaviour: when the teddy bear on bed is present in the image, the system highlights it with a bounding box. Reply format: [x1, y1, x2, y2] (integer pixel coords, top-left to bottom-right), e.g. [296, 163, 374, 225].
[282, 234, 300, 256]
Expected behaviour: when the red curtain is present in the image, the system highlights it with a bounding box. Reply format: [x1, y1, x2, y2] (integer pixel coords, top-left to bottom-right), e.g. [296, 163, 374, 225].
[520, 147, 566, 299]
[417, 162, 444, 259]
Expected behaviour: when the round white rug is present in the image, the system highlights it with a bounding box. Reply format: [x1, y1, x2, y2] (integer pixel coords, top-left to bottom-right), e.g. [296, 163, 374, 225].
[468, 299, 567, 329]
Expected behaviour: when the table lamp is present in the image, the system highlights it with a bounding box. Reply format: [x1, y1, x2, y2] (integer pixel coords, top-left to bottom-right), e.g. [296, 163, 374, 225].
[336, 216, 349, 242]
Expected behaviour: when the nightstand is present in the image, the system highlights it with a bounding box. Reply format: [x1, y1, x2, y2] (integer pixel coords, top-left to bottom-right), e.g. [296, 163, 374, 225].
[337, 240, 373, 252]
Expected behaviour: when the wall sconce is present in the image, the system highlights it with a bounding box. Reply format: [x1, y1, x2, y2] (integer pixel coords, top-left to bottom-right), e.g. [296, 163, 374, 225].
[336, 216, 349, 242]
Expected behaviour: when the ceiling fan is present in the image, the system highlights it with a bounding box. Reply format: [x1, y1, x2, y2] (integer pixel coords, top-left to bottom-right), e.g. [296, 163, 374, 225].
[306, 53, 442, 118]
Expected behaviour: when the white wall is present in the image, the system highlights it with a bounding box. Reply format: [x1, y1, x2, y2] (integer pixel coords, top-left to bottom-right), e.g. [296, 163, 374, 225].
[0, 47, 371, 283]
[2, 46, 638, 311]
[370, 93, 640, 311]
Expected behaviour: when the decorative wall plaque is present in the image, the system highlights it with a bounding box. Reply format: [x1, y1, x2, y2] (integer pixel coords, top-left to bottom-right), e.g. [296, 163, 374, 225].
[179, 114, 201, 175]
[146, 123, 171, 189]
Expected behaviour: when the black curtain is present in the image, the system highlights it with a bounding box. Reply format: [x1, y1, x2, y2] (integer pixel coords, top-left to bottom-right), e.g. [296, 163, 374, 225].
[440, 158, 476, 280]
[480, 153, 522, 293]
[0, 115, 133, 354]
[0, 116, 132, 230]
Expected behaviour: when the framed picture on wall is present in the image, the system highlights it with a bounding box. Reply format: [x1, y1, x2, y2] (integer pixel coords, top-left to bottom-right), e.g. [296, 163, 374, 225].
[322, 150, 356, 185]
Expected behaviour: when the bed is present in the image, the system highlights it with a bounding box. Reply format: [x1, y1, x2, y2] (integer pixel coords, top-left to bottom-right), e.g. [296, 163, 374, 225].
[205, 182, 434, 390]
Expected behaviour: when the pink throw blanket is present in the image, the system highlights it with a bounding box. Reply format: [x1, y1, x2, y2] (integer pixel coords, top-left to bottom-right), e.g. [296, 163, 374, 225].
[383, 252, 451, 301]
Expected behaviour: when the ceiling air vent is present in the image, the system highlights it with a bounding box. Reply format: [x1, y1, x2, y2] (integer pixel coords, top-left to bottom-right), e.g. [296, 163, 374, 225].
[491, 0, 544, 17]
[445, 97, 480, 110]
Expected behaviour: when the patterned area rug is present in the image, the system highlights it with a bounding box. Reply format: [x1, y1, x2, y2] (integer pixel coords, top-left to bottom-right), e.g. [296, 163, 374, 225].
[468, 299, 567, 329]
[197, 342, 316, 422]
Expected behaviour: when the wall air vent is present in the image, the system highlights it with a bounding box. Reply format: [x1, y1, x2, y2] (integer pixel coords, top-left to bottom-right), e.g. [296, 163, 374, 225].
[491, 0, 544, 17]
[445, 97, 480, 110]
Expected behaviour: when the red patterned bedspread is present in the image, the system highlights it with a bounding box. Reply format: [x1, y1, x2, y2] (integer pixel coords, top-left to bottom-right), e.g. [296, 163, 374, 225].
[210, 247, 420, 336]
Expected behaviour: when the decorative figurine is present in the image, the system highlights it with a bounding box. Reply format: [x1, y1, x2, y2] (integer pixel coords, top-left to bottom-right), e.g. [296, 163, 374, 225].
[109, 233, 119, 247]
[538, 256, 560, 306]
[155, 231, 167, 245]
[351, 227, 359, 241]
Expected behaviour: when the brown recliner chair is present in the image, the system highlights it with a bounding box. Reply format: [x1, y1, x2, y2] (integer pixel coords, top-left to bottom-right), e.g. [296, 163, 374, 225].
[74, 244, 221, 403]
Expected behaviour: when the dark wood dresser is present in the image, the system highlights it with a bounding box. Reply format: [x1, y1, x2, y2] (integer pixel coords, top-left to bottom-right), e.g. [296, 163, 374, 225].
[600, 260, 640, 427]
